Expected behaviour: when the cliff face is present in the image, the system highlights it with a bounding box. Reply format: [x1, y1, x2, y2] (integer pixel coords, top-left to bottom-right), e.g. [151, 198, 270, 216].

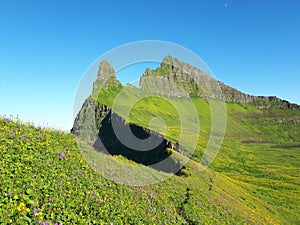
[72, 57, 299, 172]
[140, 56, 300, 110]
[72, 61, 121, 146]
[72, 60, 183, 173]
[71, 97, 110, 145]
[72, 97, 183, 173]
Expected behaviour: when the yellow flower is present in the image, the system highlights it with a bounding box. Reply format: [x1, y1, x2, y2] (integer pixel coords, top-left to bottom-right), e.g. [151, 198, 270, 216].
[36, 212, 43, 216]
[17, 202, 27, 212]
[14, 195, 19, 200]
[19, 202, 26, 208]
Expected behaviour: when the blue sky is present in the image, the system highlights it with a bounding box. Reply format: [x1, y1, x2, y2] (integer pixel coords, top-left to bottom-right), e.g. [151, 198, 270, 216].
[0, 0, 299, 130]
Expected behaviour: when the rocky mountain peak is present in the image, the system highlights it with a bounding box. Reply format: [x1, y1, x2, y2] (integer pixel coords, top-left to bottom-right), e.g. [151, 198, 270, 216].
[161, 55, 178, 67]
[140, 56, 300, 110]
[93, 60, 121, 90]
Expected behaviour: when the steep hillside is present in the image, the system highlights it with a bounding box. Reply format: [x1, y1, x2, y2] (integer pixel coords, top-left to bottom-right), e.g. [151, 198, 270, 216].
[2, 113, 299, 224]
[70, 57, 300, 224]
[1, 56, 299, 224]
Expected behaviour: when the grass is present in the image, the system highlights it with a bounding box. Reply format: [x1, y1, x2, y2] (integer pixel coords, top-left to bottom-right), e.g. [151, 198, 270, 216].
[1, 85, 300, 224]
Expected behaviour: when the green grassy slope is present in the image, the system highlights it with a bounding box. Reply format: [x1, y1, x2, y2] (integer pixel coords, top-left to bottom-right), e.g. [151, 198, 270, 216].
[0, 117, 188, 224]
[0, 116, 284, 225]
[93, 86, 300, 224]
[1, 86, 299, 224]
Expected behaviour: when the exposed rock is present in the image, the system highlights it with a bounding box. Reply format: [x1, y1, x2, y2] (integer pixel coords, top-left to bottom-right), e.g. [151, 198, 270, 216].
[71, 97, 110, 146]
[72, 58, 299, 173]
[72, 97, 184, 173]
[140, 56, 300, 110]
[93, 61, 121, 90]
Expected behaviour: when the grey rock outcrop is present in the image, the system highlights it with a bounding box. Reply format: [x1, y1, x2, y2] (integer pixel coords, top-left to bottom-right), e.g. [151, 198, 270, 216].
[140, 56, 300, 110]
[93, 61, 121, 90]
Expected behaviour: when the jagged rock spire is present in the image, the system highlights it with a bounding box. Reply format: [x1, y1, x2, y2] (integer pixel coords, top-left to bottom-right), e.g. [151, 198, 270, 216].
[93, 61, 121, 90]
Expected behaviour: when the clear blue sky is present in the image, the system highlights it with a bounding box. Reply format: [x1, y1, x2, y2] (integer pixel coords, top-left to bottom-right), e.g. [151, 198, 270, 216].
[0, 0, 299, 130]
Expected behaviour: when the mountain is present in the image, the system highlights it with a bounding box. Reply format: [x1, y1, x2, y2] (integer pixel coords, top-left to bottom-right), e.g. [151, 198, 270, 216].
[72, 56, 300, 170]
[69, 56, 300, 224]
[140, 56, 300, 109]
[1, 56, 299, 224]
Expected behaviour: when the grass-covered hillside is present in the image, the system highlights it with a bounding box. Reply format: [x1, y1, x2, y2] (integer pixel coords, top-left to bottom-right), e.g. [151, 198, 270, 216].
[2, 55, 300, 225]
[94, 85, 300, 224]
[1, 83, 299, 224]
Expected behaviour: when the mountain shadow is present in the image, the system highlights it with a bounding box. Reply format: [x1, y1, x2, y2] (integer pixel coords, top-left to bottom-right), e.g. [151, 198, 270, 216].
[93, 112, 182, 173]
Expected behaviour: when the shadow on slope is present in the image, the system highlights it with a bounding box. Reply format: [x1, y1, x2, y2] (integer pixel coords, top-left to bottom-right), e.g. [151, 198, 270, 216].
[93, 112, 183, 173]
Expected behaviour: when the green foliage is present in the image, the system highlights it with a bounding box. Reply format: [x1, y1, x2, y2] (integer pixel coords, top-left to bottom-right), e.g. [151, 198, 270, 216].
[0, 117, 185, 224]
[1, 91, 300, 224]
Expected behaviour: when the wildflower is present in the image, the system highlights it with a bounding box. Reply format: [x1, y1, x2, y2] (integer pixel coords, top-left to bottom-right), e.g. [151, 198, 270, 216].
[17, 202, 27, 212]
[36, 211, 43, 217]
[58, 152, 66, 160]
[6, 192, 11, 197]
[40, 222, 49, 225]
[196, 200, 202, 206]
[149, 192, 156, 199]
[3, 118, 10, 123]
[33, 208, 37, 217]
[14, 195, 19, 200]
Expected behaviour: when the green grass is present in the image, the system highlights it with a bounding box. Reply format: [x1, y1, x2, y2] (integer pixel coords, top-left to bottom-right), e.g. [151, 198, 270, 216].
[0, 117, 187, 224]
[93, 86, 300, 224]
[1, 85, 300, 224]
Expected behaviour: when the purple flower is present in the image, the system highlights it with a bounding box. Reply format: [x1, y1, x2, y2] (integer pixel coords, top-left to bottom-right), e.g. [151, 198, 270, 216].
[108, 168, 115, 173]
[33, 208, 37, 217]
[7, 192, 11, 197]
[58, 152, 66, 160]
[3, 118, 10, 123]
[149, 193, 156, 199]
[196, 200, 202, 206]
[54, 223, 60, 225]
